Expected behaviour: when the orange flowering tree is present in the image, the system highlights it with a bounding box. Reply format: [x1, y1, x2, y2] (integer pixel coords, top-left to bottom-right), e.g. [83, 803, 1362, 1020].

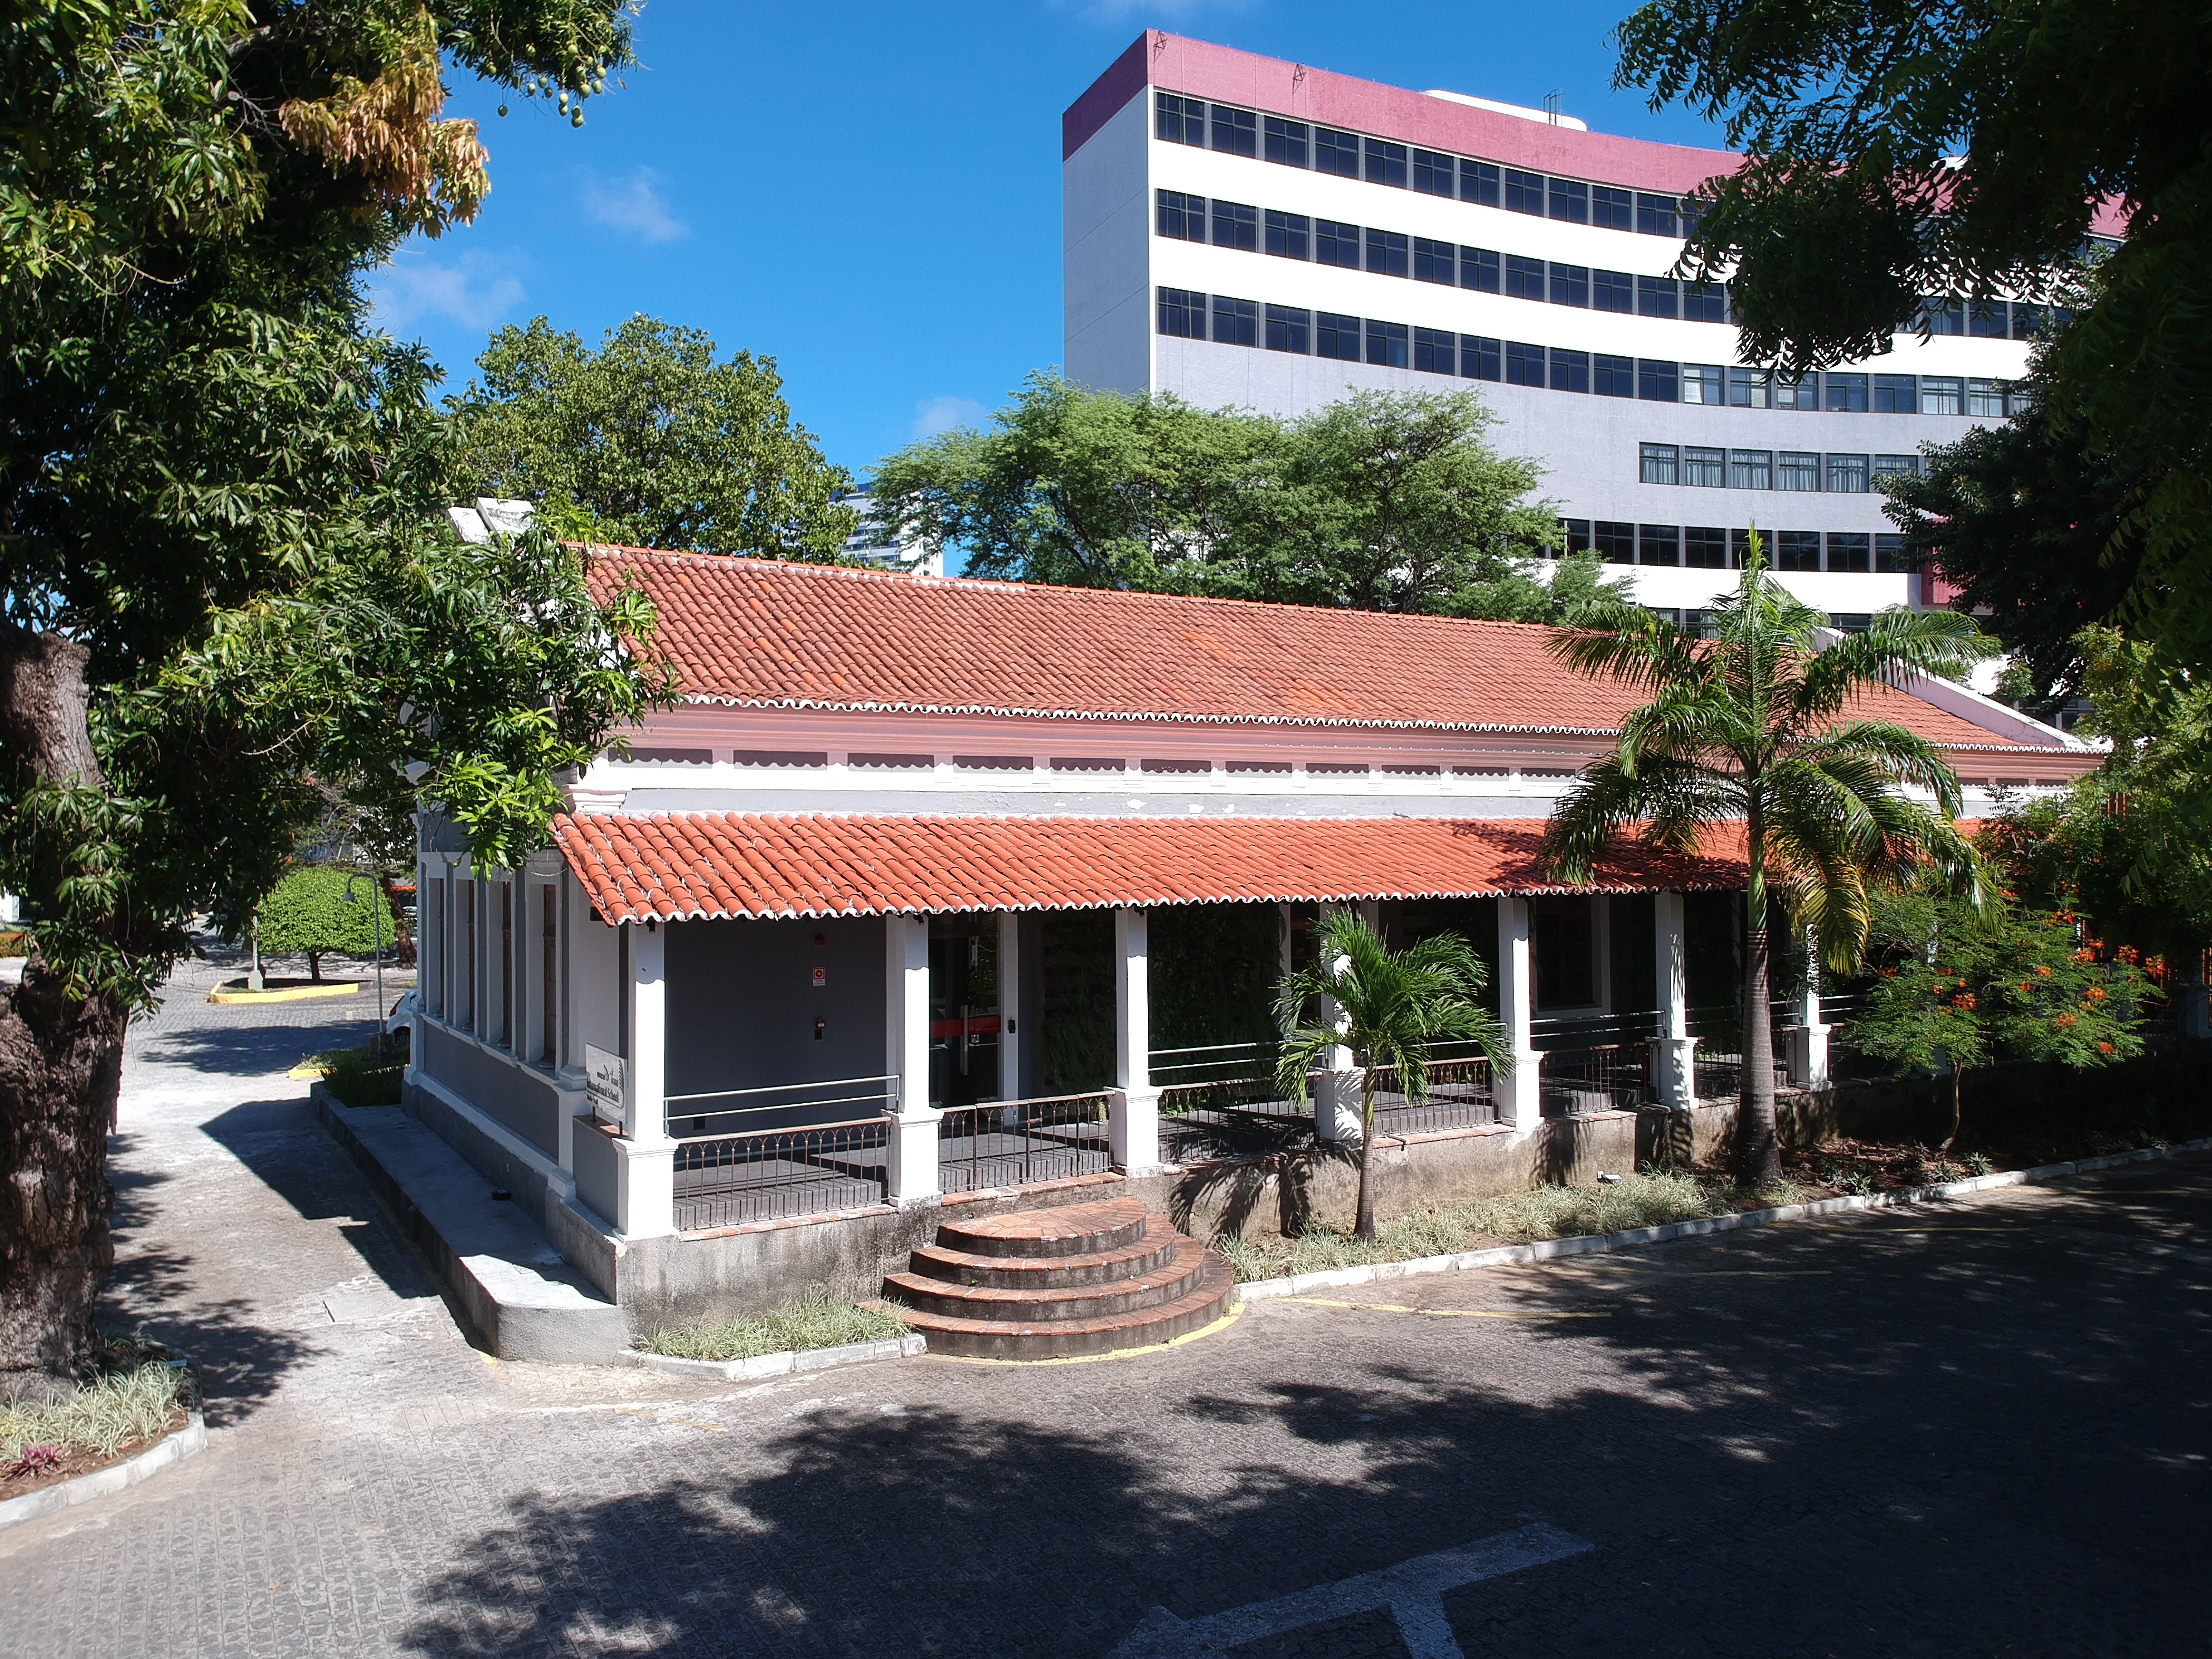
[1851, 894, 2161, 1152]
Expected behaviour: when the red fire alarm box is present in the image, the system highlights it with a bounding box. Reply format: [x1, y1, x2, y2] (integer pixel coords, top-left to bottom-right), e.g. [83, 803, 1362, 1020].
[812, 967, 826, 987]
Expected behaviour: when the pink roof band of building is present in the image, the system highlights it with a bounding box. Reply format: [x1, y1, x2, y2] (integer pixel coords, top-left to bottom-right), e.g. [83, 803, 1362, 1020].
[1064, 31, 1741, 190]
[1065, 30, 2129, 239]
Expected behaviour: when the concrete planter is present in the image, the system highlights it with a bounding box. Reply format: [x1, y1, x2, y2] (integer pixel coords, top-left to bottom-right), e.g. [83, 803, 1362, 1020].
[0, 1401, 207, 1535]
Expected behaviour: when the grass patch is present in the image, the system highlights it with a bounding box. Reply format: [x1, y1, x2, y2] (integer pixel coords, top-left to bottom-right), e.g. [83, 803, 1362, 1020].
[1, 1357, 187, 1466]
[1215, 1171, 1811, 1283]
[302, 1045, 403, 1108]
[638, 1289, 911, 1362]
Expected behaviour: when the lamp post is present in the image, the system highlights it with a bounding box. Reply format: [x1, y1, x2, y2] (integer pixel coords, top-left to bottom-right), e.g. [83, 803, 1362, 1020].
[343, 873, 385, 1033]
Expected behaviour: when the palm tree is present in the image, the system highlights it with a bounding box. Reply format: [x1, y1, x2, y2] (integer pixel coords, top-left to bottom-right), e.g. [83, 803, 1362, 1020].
[1542, 532, 1991, 1186]
[1277, 909, 1508, 1239]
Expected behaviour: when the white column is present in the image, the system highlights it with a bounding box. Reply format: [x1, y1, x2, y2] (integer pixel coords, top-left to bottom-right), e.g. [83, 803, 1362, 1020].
[1784, 926, 1831, 1089]
[1495, 896, 1544, 1128]
[1313, 901, 1364, 1142]
[997, 910, 1022, 1104]
[1651, 891, 1696, 1107]
[1109, 906, 1163, 1173]
[614, 920, 675, 1239]
[884, 914, 941, 1206]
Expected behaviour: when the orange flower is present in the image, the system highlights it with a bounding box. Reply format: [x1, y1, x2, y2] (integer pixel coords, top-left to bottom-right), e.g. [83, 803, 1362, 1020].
[1957, 993, 1978, 1011]
[2087, 987, 2108, 1002]
[2056, 1013, 2078, 1028]
[2035, 964, 2052, 977]
[2017, 983, 2031, 995]
[2099, 1041, 2114, 1054]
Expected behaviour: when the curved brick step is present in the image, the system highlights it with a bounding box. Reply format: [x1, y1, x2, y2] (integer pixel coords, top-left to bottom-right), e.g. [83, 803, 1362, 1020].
[905, 1231, 1178, 1289]
[886, 1236, 1211, 1323]
[899, 1254, 1236, 1359]
[934, 1196, 1149, 1260]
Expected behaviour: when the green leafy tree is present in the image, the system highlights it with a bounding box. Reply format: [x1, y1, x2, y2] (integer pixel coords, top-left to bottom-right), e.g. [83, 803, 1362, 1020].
[1978, 628, 2212, 971]
[0, 1, 668, 1384]
[1849, 886, 2158, 1152]
[870, 373, 1617, 619]
[1226, 389, 1577, 615]
[1886, 372, 2146, 715]
[1275, 910, 1507, 1240]
[256, 867, 396, 982]
[1613, 0, 2212, 668]
[870, 370, 1280, 591]
[1542, 535, 1992, 1185]
[457, 315, 856, 559]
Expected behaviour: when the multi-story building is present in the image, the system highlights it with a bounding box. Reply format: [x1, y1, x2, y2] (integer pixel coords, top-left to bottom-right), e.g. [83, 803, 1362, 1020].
[835, 483, 944, 577]
[1063, 32, 2106, 628]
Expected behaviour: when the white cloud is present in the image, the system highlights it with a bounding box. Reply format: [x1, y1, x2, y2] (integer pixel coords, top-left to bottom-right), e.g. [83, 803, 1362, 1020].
[911, 395, 988, 439]
[579, 167, 688, 244]
[368, 250, 526, 332]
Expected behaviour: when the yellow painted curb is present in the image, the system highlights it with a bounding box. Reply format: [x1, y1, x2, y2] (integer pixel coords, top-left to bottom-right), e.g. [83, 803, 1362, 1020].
[207, 981, 358, 1005]
[924, 1298, 1245, 1367]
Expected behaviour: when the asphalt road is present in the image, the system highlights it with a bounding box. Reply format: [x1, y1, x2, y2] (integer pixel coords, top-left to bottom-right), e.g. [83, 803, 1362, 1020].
[4, 959, 2208, 1657]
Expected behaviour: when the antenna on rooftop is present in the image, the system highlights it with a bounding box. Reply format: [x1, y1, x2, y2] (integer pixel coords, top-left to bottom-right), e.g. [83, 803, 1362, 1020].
[1543, 89, 1563, 125]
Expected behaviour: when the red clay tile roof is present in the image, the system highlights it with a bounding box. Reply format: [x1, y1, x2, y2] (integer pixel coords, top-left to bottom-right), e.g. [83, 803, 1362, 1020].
[554, 812, 1750, 923]
[587, 549, 2024, 751]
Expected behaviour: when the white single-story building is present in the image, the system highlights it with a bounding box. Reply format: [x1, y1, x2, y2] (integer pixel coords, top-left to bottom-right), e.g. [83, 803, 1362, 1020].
[402, 551, 2095, 1315]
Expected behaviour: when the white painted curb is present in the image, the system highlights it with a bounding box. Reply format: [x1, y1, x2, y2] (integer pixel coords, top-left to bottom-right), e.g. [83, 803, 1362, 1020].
[623, 1333, 926, 1381]
[0, 1403, 207, 1534]
[1234, 1137, 2212, 1304]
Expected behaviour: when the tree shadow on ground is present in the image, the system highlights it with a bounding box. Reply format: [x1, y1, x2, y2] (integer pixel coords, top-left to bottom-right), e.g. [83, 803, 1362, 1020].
[98, 1100, 438, 1427]
[396, 1190, 2212, 1658]
[132, 1012, 382, 1077]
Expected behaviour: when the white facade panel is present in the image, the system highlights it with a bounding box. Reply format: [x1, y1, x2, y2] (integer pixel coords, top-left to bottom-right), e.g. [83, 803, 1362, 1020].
[1063, 94, 1152, 395]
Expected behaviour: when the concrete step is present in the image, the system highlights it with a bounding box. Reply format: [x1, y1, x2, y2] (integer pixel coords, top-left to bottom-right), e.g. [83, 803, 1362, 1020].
[885, 1236, 1211, 1322]
[894, 1254, 1236, 1359]
[905, 1231, 1178, 1289]
[934, 1196, 1149, 1259]
[314, 1093, 627, 1363]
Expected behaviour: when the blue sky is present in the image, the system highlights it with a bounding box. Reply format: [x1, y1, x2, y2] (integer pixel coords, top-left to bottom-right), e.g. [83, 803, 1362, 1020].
[377, 1, 1731, 484]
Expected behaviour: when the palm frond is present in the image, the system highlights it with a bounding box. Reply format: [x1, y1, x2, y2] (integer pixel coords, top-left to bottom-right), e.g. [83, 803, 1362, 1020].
[1792, 609, 1997, 725]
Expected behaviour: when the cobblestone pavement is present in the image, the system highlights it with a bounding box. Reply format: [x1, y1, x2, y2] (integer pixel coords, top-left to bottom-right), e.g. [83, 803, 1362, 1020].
[4, 961, 2209, 1656]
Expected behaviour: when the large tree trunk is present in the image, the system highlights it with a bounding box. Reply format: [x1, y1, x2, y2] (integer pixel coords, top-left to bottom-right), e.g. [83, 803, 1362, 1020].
[1736, 924, 1782, 1187]
[0, 628, 127, 1383]
[0, 970, 125, 1383]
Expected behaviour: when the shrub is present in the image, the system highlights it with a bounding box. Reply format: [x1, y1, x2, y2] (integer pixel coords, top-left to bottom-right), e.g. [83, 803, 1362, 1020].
[639, 1289, 910, 1361]
[256, 866, 396, 981]
[1214, 1172, 1809, 1282]
[304, 1046, 404, 1108]
[1, 1360, 185, 1464]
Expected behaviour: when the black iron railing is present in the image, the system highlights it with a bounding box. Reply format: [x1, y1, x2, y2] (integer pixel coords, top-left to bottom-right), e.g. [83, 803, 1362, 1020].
[937, 1092, 1113, 1194]
[1365, 1046, 1499, 1134]
[1539, 1044, 1648, 1115]
[664, 1074, 897, 1229]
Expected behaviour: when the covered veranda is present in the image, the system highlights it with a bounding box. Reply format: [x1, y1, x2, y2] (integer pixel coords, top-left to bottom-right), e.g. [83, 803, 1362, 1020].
[550, 811, 1814, 1238]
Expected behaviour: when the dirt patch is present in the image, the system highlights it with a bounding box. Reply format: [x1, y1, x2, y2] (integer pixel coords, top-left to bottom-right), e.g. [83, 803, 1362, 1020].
[1764, 1123, 2186, 1201]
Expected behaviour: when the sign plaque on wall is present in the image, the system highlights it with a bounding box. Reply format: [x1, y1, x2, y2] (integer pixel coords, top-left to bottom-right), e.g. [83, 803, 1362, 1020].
[584, 1044, 625, 1128]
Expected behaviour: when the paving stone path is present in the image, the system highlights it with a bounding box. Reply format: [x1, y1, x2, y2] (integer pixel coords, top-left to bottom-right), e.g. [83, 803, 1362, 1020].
[4, 956, 2208, 1656]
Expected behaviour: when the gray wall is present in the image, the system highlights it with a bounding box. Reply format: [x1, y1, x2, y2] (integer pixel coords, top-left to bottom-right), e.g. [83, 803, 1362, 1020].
[572, 1115, 620, 1228]
[664, 916, 889, 1124]
[420, 1021, 561, 1156]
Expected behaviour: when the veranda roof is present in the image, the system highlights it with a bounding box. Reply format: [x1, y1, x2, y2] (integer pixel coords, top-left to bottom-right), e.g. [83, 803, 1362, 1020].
[553, 812, 1750, 924]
